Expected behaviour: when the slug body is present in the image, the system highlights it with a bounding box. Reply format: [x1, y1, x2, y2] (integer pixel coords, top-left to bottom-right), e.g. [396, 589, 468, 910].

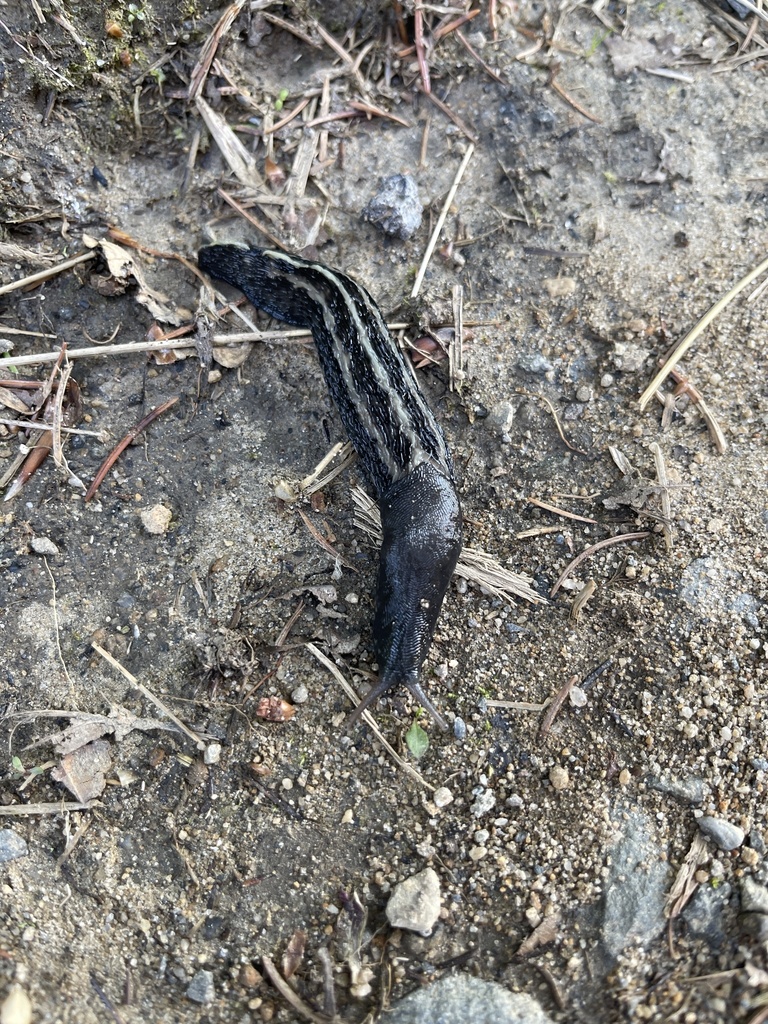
[198, 244, 462, 728]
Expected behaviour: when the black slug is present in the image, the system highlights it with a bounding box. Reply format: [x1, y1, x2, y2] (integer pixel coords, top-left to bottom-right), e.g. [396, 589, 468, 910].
[198, 244, 463, 729]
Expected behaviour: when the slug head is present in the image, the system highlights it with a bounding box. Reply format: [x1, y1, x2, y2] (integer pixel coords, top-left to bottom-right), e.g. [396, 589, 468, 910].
[346, 461, 462, 731]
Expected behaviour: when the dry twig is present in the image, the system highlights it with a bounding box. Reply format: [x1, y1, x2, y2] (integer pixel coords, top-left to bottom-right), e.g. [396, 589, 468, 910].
[411, 144, 475, 297]
[91, 642, 205, 751]
[85, 396, 179, 502]
[305, 643, 433, 792]
[550, 532, 651, 597]
[639, 253, 768, 410]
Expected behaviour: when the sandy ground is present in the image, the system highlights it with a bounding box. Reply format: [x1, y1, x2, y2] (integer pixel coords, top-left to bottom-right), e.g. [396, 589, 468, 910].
[0, 1, 767, 1021]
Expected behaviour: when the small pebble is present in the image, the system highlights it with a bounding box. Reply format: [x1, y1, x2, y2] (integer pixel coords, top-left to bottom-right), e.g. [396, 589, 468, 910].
[239, 964, 261, 989]
[281, 777, 293, 791]
[140, 504, 172, 535]
[362, 174, 422, 239]
[453, 717, 467, 741]
[186, 969, 215, 1005]
[433, 786, 453, 808]
[697, 815, 745, 851]
[291, 684, 309, 704]
[549, 766, 570, 791]
[543, 276, 576, 298]
[386, 868, 441, 936]
[0, 829, 28, 865]
[469, 846, 487, 862]
[569, 685, 587, 708]
[204, 743, 221, 765]
[600, 373, 614, 387]
[486, 401, 517, 433]
[30, 536, 59, 556]
[618, 768, 631, 786]
[0, 986, 32, 1024]
[273, 481, 297, 502]
[470, 790, 496, 817]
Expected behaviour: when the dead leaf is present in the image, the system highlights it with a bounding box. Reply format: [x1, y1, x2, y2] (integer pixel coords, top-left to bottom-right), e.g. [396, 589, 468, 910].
[282, 929, 306, 980]
[51, 739, 112, 801]
[515, 911, 561, 957]
[89, 239, 184, 325]
[665, 832, 709, 918]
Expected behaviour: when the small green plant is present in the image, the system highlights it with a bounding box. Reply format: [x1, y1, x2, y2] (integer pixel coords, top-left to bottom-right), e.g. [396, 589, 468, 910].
[405, 719, 429, 759]
[127, 2, 148, 24]
[274, 88, 289, 112]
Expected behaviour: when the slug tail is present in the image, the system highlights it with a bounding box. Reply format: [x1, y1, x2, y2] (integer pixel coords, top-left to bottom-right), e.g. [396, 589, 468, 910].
[343, 675, 449, 733]
[343, 676, 394, 732]
[405, 681, 449, 732]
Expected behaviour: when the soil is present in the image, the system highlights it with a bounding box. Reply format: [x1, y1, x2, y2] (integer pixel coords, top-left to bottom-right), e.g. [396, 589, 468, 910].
[0, 1, 766, 1022]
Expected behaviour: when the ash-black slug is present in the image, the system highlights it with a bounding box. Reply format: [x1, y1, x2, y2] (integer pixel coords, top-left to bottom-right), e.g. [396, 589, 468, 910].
[198, 244, 463, 729]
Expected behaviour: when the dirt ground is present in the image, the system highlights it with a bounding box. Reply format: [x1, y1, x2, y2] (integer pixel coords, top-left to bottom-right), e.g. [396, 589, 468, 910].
[0, 1, 767, 1022]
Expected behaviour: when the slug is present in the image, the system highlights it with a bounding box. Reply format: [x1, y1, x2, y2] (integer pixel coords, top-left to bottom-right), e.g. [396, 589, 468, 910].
[198, 244, 463, 729]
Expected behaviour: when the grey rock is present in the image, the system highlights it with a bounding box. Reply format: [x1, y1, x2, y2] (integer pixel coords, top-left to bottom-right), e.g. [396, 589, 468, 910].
[682, 882, 732, 949]
[517, 352, 553, 374]
[741, 876, 768, 915]
[470, 789, 496, 817]
[386, 868, 441, 936]
[30, 536, 59, 556]
[385, 974, 556, 1024]
[646, 774, 707, 805]
[185, 969, 215, 1005]
[362, 174, 422, 239]
[601, 810, 669, 959]
[486, 401, 518, 434]
[697, 816, 745, 852]
[679, 557, 759, 625]
[0, 829, 28, 864]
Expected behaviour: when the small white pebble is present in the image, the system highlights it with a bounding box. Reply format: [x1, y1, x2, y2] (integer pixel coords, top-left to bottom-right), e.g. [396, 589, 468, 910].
[291, 684, 309, 704]
[340, 808, 354, 824]
[600, 373, 614, 388]
[569, 685, 587, 708]
[30, 537, 59, 556]
[469, 846, 487, 861]
[433, 786, 454, 808]
[344, 592, 359, 605]
[204, 743, 221, 765]
[0, 985, 32, 1024]
[619, 768, 631, 786]
[281, 777, 293, 791]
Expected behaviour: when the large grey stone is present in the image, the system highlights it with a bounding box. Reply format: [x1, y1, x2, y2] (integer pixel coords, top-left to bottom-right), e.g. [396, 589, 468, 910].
[601, 810, 669, 959]
[0, 829, 28, 864]
[385, 974, 555, 1024]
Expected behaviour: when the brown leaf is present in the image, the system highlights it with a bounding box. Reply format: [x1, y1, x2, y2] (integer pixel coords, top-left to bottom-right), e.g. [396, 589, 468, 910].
[515, 911, 561, 958]
[51, 739, 112, 801]
[282, 929, 306, 980]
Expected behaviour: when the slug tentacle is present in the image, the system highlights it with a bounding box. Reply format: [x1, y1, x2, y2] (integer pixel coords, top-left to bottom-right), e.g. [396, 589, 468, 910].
[198, 243, 463, 728]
